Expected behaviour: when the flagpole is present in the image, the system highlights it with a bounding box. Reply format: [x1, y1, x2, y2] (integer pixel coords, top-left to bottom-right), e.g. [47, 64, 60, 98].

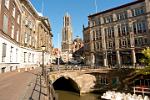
[95, 0, 98, 13]
[41, 0, 44, 15]
[57, 32, 60, 71]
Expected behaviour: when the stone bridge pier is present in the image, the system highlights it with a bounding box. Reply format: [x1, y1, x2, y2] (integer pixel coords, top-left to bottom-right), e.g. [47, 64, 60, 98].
[49, 71, 96, 94]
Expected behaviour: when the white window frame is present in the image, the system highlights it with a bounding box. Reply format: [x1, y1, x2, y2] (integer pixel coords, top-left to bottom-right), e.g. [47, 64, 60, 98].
[24, 33, 28, 44]
[28, 53, 31, 63]
[16, 49, 18, 62]
[17, 15, 20, 24]
[16, 30, 19, 42]
[2, 43, 7, 62]
[11, 24, 15, 38]
[12, 4, 16, 18]
[24, 52, 27, 63]
[4, 0, 10, 9]
[32, 54, 34, 63]
[3, 14, 8, 33]
[10, 46, 13, 62]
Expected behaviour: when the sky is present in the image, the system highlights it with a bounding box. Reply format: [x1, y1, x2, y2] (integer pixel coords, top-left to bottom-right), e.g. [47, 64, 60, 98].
[30, 0, 134, 48]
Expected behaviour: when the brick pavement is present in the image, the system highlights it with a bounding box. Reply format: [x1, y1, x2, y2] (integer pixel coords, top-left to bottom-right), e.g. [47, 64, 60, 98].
[0, 67, 48, 100]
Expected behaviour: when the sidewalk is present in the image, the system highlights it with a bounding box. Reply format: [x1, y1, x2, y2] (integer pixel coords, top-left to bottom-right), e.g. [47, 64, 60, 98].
[22, 71, 48, 100]
[0, 67, 48, 100]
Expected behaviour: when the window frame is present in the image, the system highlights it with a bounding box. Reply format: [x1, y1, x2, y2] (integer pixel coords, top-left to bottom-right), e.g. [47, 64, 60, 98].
[4, 0, 10, 9]
[3, 14, 8, 33]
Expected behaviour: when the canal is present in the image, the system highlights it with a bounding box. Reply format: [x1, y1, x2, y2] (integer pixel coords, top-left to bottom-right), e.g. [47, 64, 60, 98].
[56, 90, 101, 100]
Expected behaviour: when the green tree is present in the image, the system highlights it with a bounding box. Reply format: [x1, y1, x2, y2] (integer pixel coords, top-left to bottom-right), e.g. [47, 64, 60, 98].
[137, 47, 150, 75]
[140, 47, 150, 66]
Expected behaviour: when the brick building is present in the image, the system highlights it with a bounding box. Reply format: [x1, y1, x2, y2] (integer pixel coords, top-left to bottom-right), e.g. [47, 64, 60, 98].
[0, 0, 53, 73]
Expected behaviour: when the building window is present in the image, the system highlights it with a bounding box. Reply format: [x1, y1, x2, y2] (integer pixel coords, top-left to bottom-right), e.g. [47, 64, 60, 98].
[119, 39, 127, 48]
[96, 29, 101, 40]
[122, 40, 126, 47]
[132, 7, 145, 17]
[17, 15, 20, 24]
[96, 42, 100, 50]
[3, 14, 8, 33]
[100, 76, 108, 85]
[28, 53, 31, 62]
[29, 35, 32, 45]
[96, 17, 101, 25]
[32, 54, 34, 63]
[135, 38, 138, 46]
[28, 21, 32, 29]
[108, 41, 114, 48]
[137, 21, 146, 33]
[2, 43, 7, 62]
[32, 36, 35, 47]
[24, 33, 28, 44]
[11, 24, 15, 38]
[16, 49, 18, 62]
[23, 52, 27, 63]
[144, 38, 148, 45]
[138, 37, 143, 46]
[116, 11, 127, 20]
[90, 19, 95, 27]
[10, 46, 13, 62]
[118, 24, 129, 36]
[105, 27, 114, 38]
[92, 31, 96, 41]
[94, 42, 96, 50]
[134, 37, 146, 47]
[133, 21, 146, 34]
[16, 30, 19, 42]
[104, 15, 113, 23]
[12, 4, 16, 18]
[127, 39, 130, 47]
[4, 0, 10, 9]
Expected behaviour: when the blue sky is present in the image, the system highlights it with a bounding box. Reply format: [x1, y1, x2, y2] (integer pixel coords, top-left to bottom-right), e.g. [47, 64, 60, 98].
[30, 0, 134, 48]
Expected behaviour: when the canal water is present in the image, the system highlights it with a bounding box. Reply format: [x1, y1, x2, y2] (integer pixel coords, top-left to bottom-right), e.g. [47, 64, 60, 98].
[56, 90, 102, 100]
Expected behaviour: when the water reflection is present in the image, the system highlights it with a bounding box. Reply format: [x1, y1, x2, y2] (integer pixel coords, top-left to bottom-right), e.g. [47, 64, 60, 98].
[56, 90, 101, 100]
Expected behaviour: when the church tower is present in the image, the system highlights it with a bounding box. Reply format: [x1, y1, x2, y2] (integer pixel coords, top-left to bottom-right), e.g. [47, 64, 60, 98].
[61, 13, 73, 52]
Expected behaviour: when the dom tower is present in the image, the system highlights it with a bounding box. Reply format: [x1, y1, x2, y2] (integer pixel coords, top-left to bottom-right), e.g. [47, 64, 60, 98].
[61, 13, 73, 52]
[61, 13, 73, 63]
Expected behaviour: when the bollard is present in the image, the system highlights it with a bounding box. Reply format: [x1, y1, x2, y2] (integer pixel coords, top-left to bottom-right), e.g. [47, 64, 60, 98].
[18, 68, 21, 72]
[25, 67, 28, 71]
[30, 67, 32, 70]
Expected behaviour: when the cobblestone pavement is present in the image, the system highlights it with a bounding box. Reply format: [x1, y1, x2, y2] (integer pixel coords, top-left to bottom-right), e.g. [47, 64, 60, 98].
[0, 67, 48, 100]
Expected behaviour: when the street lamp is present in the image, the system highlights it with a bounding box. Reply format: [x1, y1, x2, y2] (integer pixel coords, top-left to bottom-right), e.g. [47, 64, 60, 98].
[41, 45, 46, 76]
[41, 45, 51, 99]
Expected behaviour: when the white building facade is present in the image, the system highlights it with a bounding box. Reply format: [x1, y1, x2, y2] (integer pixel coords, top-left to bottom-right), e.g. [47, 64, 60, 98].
[0, 0, 53, 73]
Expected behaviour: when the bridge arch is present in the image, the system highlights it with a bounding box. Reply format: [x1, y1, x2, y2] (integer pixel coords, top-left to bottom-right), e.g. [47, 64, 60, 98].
[53, 76, 80, 93]
[49, 72, 97, 94]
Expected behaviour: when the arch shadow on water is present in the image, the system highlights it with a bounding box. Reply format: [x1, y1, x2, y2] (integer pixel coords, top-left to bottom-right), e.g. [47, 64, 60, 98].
[53, 77, 80, 94]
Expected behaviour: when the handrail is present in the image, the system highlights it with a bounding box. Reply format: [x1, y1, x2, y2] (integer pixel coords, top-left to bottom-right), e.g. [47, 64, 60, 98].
[133, 86, 150, 95]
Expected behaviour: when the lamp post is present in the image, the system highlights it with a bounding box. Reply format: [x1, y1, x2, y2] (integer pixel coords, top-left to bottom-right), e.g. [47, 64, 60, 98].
[41, 45, 51, 99]
[41, 45, 46, 76]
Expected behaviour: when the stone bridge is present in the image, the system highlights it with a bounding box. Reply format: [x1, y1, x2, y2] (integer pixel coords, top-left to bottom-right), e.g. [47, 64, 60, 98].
[48, 69, 111, 94]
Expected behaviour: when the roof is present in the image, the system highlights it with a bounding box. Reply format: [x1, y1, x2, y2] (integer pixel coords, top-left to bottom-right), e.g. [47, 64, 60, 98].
[40, 17, 53, 36]
[88, 0, 144, 18]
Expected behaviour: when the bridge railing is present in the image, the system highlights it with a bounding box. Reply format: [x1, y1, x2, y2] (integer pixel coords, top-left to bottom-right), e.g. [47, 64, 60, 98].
[48, 65, 90, 72]
[133, 86, 150, 95]
[48, 64, 146, 72]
